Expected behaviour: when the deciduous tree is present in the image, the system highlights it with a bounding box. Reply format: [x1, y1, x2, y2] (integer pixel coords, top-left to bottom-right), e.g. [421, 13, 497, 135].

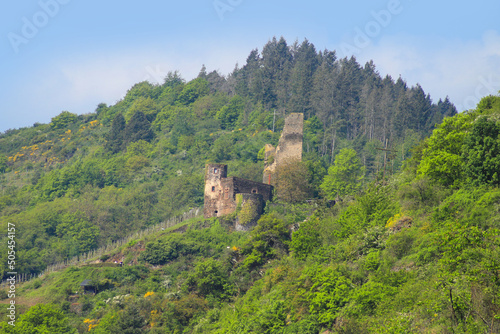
[321, 148, 365, 200]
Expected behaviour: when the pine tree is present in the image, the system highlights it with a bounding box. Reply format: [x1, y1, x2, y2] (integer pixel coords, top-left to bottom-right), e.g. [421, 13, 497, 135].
[105, 113, 126, 153]
[124, 111, 154, 146]
[287, 39, 320, 117]
[260, 36, 293, 110]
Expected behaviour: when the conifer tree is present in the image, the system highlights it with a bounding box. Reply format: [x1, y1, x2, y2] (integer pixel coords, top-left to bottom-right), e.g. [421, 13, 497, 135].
[105, 113, 126, 153]
[124, 111, 154, 146]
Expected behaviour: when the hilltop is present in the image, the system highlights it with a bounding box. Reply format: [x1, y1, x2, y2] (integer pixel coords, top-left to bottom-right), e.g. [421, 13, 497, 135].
[3, 38, 500, 333]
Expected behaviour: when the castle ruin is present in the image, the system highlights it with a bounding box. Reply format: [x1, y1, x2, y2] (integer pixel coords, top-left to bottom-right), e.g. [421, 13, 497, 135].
[203, 164, 273, 221]
[263, 113, 304, 185]
[203, 113, 303, 227]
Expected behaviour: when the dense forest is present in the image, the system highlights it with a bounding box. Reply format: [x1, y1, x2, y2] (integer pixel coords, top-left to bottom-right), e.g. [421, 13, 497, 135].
[2, 37, 498, 333]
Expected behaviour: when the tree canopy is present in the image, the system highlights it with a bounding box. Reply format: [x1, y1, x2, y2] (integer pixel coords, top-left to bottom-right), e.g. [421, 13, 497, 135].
[320, 148, 365, 199]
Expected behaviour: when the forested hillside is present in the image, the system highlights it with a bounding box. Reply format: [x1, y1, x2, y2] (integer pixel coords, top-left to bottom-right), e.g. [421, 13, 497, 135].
[5, 37, 498, 334]
[0, 37, 454, 278]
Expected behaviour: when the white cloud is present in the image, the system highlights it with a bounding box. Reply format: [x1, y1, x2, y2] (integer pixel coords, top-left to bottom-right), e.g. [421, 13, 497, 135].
[25, 43, 251, 119]
[352, 30, 500, 111]
[7, 31, 498, 133]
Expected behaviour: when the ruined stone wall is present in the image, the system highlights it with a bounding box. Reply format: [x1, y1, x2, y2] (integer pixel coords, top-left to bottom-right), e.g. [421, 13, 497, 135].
[275, 113, 304, 165]
[263, 113, 304, 184]
[231, 177, 273, 202]
[219, 177, 237, 216]
[203, 164, 227, 218]
[204, 164, 273, 219]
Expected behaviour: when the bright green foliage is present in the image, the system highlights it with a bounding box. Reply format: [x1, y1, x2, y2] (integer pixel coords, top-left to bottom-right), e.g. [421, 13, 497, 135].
[5, 304, 76, 333]
[126, 96, 159, 121]
[216, 95, 244, 129]
[290, 220, 321, 260]
[139, 234, 186, 265]
[348, 281, 397, 316]
[320, 148, 365, 199]
[139, 222, 245, 266]
[151, 105, 184, 132]
[177, 78, 210, 105]
[184, 258, 233, 300]
[55, 211, 99, 254]
[306, 266, 352, 325]
[242, 213, 291, 269]
[50, 111, 77, 130]
[476, 94, 500, 114]
[463, 116, 500, 185]
[417, 112, 472, 186]
[418, 95, 500, 188]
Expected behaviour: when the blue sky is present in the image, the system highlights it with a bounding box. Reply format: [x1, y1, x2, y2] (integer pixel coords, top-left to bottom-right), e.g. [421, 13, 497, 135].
[1, 0, 499, 132]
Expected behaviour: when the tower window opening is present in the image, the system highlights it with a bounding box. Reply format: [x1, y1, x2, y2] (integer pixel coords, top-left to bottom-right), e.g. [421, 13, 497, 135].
[211, 186, 215, 192]
[214, 168, 218, 174]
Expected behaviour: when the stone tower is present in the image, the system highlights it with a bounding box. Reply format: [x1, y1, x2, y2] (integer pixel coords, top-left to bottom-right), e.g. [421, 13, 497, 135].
[263, 113, 304, 184]
[203, 164, 273, 219]
[203, 164, 227, 218]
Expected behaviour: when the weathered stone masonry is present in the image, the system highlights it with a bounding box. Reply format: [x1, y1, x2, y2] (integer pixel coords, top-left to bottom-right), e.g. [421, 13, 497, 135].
[203, 113, 303, 222]
[263, 113, 304, 185]
[203, 164, 273, 219]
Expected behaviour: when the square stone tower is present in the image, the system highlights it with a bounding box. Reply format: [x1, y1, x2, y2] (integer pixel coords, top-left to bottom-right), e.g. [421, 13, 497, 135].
[263, 113, 304, 184]
[203, 164, 227, 218]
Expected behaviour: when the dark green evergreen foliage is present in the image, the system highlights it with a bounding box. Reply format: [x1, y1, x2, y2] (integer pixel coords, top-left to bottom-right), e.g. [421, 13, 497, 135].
[260, 36, 293, 110]
[124, 111, 154, 145]
[113, 302, 147, 334]
[287, 40, 320, 117]
[105, 113, 126, 153]
[234, 49, 262, 101]
[0, 154, 7, 172]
